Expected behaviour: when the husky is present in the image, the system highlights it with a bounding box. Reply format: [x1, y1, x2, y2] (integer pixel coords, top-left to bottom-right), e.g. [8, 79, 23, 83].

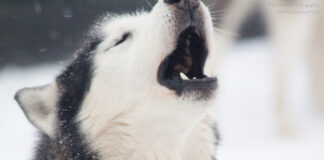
[15, 0, 219, 159]
[209, 0, 324, 134]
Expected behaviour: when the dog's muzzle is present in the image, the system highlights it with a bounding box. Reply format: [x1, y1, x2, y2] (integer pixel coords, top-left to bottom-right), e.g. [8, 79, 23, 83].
[157, 1, 217, 100]
[164, 0, 200, 12]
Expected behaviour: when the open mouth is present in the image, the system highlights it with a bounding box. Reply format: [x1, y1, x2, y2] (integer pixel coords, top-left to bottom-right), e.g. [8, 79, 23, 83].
[158, 26, 217, 98]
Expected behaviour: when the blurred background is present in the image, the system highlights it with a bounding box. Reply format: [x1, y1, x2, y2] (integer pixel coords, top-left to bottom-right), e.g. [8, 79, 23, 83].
[0, 0, 323, 160]
[0, 0, 265, 68]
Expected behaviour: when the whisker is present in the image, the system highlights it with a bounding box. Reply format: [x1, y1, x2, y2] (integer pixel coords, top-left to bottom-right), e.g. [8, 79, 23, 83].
[213, 29, 226, 43]
[207, 2, 217, 9]
[212, 17, 227, 20]
[213, 27, 238, 37]
[212, 21, 226, 28]
[210, 12, 225, 16]
[210, 9, 228, 13]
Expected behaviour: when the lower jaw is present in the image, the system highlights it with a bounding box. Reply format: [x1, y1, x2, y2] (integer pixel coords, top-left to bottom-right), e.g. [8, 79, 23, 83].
[162, 76, 216, 101]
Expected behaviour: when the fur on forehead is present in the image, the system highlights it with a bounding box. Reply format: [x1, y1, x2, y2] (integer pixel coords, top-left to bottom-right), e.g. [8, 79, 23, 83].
[91, 11, 149, 38]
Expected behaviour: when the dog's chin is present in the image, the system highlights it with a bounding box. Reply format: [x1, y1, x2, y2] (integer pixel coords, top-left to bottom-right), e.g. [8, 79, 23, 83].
[158, 26, 217, 101]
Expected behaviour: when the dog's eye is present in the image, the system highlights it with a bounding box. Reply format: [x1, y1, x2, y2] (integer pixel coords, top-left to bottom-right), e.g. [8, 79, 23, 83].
[114, 33, 130, 46]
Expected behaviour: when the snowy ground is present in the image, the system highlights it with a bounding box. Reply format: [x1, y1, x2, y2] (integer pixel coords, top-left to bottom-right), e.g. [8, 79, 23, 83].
[1, 39, 323, 160]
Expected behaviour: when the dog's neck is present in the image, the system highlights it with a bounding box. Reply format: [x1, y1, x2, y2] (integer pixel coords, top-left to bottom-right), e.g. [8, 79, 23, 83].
[77, 99, 216, 159]
[81, 113, 216, 160]
[75, 80, 217, 160]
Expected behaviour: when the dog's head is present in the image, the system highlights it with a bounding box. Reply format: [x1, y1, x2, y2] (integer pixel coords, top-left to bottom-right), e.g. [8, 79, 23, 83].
[15, 0, 217, 151]
[88, 0, 217, 101]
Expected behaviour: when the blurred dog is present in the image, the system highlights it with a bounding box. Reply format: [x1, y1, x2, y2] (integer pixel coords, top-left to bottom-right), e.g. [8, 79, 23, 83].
[207, 0, 324, 133]
[15, 0, 219, 159]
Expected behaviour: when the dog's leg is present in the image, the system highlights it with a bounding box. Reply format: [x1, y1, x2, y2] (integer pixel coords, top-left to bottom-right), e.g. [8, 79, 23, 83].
[204, 0, 257, 74]
[308, 6, 324, 115]
[262, 0, 316, 135]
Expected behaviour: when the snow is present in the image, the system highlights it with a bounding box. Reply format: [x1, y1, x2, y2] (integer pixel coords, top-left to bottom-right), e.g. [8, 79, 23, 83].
[216, 39, 324, 160]
[0, 64, 62, 160]
[0, 39, 323, 160]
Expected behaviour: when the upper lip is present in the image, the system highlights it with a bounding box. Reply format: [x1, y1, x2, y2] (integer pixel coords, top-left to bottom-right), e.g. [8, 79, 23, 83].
[157, 26, 217, 96]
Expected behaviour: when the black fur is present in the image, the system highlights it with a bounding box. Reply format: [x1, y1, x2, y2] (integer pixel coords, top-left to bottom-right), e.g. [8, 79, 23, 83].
[34, 37, 102, 160]
[212, 124, 221, 146]
[56, 37, 101, 160]
[34, 134, 61, 160]
[211, 123, 221, 160]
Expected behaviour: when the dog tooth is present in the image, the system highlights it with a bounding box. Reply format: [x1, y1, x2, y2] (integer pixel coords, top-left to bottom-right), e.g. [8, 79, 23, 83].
[180, 72, 189, 80]
[193, 77, 197, 79]
[205, 72, 211, 77]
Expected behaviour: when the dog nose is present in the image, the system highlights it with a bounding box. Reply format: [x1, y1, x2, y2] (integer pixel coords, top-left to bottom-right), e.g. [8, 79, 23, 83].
[164, 0, 180, 4]
[164, 0, 200, 11]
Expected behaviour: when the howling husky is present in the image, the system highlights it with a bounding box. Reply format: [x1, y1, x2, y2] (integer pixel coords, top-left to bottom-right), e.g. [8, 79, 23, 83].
[15, 0, 219, 159]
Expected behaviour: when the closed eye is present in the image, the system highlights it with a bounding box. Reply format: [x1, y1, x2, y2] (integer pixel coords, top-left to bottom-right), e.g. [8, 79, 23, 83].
[115, 32, 130, 46]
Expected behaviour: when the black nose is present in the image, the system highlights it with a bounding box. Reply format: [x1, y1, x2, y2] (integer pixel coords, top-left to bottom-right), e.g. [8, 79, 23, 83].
[164, 0, 181, 4]
[164, 0, 200, 11]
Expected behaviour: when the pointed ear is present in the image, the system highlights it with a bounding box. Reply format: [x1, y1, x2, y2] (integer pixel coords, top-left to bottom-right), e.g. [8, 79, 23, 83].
[15, 83, 59, 138]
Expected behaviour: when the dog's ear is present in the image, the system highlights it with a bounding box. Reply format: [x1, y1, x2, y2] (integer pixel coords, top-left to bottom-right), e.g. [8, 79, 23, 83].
[15, 83, 58, 138]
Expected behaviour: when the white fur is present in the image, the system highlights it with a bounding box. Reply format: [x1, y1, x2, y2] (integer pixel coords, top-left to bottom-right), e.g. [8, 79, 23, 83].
[74, 1, 218, 160]
[16, 83, 59, 138]
[15, 1, 218, 159]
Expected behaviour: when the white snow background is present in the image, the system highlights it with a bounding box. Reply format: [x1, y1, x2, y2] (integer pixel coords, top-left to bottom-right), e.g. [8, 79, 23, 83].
[1, 39, 323, 160]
